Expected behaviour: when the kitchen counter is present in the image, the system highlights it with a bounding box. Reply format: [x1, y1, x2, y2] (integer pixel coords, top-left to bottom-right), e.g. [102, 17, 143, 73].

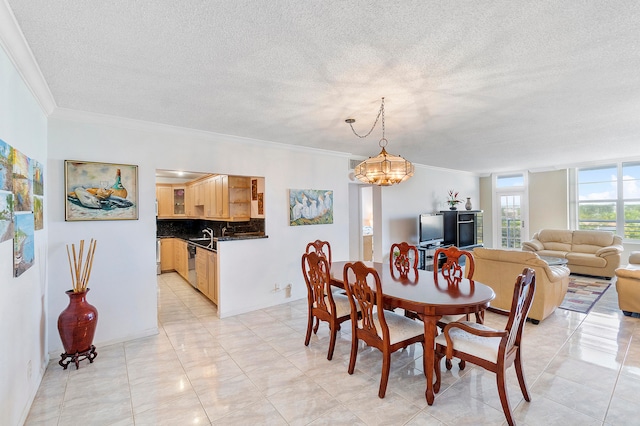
[158, 233, 268, 251]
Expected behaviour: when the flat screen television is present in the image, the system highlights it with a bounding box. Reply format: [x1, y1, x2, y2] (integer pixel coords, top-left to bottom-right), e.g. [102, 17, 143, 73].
[419, 214, 444, 246]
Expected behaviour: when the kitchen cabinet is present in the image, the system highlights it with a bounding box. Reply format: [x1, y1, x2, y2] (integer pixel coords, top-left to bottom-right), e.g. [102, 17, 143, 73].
[195, 247, 218, 305]
[156, 184, 186, 218]
[205, 175, 250, 221]
[174, 239, 189, 281]
[196, 247, 218, 305]
[160, 238, 175, 272]
[156, 185, 173, 217]
[185, 183, 194, 217]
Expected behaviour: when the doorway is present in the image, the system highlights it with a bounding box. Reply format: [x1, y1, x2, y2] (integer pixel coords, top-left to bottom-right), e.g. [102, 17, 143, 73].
[495, 191, 528, 249]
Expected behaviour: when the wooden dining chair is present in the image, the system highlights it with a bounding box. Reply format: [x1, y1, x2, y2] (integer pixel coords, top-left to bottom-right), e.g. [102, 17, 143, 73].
[343, 261, 425, 398]
[390, 242, 418, 277]
[305, 239, 332, 266]
[434, 268, 536, 426]
[301, 251, 352, 360]
[432, 245, 483, 369]
[433, 245, 475, 284]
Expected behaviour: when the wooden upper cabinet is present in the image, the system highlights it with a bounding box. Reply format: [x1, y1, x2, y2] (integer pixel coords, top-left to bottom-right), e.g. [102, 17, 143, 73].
[160, 175, 251, 221]
[185, 183, 194, 217]
[156, 185, 173, 218]
[227, 176, 251, 221]
[156, 184, 187, 218]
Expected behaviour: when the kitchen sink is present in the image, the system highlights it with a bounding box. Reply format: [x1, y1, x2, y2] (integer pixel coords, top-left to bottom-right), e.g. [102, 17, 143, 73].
[188, 237, 213, 246]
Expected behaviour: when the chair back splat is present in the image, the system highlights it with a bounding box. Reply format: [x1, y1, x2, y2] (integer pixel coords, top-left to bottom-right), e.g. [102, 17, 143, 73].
[305, 240, 332, 266]
[433, 245, 475, 284]
[434, 267, 536, 426]
[390, 242, 418, 277]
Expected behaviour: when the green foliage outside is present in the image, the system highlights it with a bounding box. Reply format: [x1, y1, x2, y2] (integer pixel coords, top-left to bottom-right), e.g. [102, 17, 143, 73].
[578, 203, 640, 239]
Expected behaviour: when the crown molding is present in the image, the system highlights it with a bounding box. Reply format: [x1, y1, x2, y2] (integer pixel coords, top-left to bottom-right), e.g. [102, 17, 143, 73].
[0, 1, 56, 115]
[50, 107, 352, 158]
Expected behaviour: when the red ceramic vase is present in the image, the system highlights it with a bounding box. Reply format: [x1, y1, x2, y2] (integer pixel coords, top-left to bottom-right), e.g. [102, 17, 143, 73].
[57, 289, 98, 354]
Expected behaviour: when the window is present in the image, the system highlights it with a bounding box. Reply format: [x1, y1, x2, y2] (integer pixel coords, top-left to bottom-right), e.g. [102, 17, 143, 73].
[496, 174, 524, 188]
[577, 162, 640, 240]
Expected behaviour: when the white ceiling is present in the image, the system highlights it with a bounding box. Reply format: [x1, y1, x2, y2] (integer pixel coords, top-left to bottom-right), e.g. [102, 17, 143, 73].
[5, 1, 640, 174]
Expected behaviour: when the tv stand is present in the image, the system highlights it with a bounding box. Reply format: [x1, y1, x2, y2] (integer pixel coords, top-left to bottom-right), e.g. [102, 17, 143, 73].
[440, 210, 483, 249]
[418, 243, 450, 271]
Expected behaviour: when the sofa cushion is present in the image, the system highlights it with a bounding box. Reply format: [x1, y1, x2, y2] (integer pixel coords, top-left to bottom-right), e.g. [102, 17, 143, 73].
[566, 252, 607, 267]
[571, 230, 616, 254]
[537, 229, 573, 252]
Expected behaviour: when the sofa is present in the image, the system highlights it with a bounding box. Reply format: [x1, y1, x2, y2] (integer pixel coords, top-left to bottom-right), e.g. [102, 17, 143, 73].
[471, 247, 570, 323]
[522, 229, 623, 278]
[615, 251, 640, 316]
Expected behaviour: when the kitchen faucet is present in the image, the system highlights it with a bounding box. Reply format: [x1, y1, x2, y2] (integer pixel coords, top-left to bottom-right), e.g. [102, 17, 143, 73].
[222, 227, 227, 237]
[202, 228, 214, 249]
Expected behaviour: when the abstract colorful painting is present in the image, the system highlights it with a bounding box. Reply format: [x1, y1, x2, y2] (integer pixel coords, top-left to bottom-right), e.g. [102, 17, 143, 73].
[0, 191, 13, 242]
[34, 196, 43, 230]
[0, 139, 12, 191]
[289, 189, 333, 226]
[65, 160, 138, 221]
[12, 149, 32, 212]
[14, 212, 35, 277]
[33, 160, 43, 196]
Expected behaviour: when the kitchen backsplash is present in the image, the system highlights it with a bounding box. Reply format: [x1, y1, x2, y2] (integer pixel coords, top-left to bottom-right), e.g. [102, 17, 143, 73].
[157, 218, 265, 239]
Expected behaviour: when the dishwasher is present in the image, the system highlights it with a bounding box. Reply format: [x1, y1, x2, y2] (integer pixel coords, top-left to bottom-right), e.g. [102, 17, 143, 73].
[187, 242, 197, 288]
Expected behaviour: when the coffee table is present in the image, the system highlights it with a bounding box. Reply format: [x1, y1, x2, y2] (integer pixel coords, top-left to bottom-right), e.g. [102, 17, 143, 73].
[540, 256, 568, 266]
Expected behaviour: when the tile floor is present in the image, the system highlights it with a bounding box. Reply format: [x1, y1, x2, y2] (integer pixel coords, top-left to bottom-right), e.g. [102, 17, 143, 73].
[26, 272, 640, 425]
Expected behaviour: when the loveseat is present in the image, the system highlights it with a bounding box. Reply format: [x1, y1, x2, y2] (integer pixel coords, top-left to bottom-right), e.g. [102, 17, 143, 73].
[522, 229, 623, 278]
[471, 247, 570, 323]
[615, 251, 640, 316]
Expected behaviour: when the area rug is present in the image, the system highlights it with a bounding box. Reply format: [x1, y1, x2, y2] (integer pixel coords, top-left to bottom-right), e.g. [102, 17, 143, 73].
[558, 275, 611, 314]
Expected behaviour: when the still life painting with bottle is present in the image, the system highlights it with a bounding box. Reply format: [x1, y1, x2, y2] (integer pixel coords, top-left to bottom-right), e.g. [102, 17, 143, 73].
[65, 160, 138, 221]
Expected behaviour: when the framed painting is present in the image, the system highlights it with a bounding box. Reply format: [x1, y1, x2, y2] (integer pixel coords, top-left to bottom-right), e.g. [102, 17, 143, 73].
[289, 189, 333, 226]
[14, 211, 34, 277]
[65, 160, 138, 221]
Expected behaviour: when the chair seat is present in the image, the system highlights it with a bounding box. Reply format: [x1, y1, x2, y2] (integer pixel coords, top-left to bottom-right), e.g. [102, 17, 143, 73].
[358, 310, 424, 345]
[314, 293, 352, 317]
[434, 321, 501, 363]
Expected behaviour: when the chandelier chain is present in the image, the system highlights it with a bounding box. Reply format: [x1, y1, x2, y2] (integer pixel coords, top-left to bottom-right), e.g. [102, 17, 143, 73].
[348, 97, 385, 139]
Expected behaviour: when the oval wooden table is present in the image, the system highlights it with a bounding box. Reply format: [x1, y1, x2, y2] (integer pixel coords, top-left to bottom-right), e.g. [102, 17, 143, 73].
[330, 261, 495, 405]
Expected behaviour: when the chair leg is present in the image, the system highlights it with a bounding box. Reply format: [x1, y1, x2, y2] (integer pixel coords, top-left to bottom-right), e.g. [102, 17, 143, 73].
[304, 311, 313, 346]
[445, 358, 453, 370]
[347, 334, 358, 375]
[496, 367, 515, 426]
[327, 323, 337, 361]
[378, 350, 391, 398]
[313, 317, 320, 333]
[514, 349, 531, 401]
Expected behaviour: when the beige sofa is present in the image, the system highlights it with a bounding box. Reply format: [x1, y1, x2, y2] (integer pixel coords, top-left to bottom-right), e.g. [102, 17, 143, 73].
[472, 248, 570, 323]
[615, 252, 640, 316]
[522, 229, 623, 278]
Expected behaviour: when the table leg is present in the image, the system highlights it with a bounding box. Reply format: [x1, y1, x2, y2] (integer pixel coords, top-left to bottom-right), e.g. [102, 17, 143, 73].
[421, 315, 438, 405]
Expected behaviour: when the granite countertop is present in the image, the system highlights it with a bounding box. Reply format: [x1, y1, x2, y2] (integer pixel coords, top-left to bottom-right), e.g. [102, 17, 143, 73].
[216, 232, 268, 242]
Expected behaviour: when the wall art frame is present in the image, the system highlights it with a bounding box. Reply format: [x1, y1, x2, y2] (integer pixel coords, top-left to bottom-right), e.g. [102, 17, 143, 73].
[65, 160, 138, 221]
[289, 188, 333, 226]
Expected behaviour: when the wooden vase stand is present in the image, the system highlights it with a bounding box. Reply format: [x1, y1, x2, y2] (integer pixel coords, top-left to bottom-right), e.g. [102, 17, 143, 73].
[59, 345, 98, 370]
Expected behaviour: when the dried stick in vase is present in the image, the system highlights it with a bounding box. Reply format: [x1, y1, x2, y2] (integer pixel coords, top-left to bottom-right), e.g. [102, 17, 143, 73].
[66, 245, 76, 290]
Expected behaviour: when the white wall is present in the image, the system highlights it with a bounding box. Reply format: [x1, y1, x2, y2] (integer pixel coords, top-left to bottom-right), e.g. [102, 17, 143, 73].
[377, 165, 479, 262]
[47, 111, 353, 331]
[0, 44, 48, 426]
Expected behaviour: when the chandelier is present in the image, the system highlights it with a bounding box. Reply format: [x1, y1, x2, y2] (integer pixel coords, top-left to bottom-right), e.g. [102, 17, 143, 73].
[346, 98, 414, 186]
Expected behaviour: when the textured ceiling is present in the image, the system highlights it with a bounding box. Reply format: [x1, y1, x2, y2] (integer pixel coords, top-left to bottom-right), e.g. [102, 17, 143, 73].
[6, 1, 640, 174]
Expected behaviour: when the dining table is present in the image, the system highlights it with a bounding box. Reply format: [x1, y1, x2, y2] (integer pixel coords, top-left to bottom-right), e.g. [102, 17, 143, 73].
[329, 260, 496, 405]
